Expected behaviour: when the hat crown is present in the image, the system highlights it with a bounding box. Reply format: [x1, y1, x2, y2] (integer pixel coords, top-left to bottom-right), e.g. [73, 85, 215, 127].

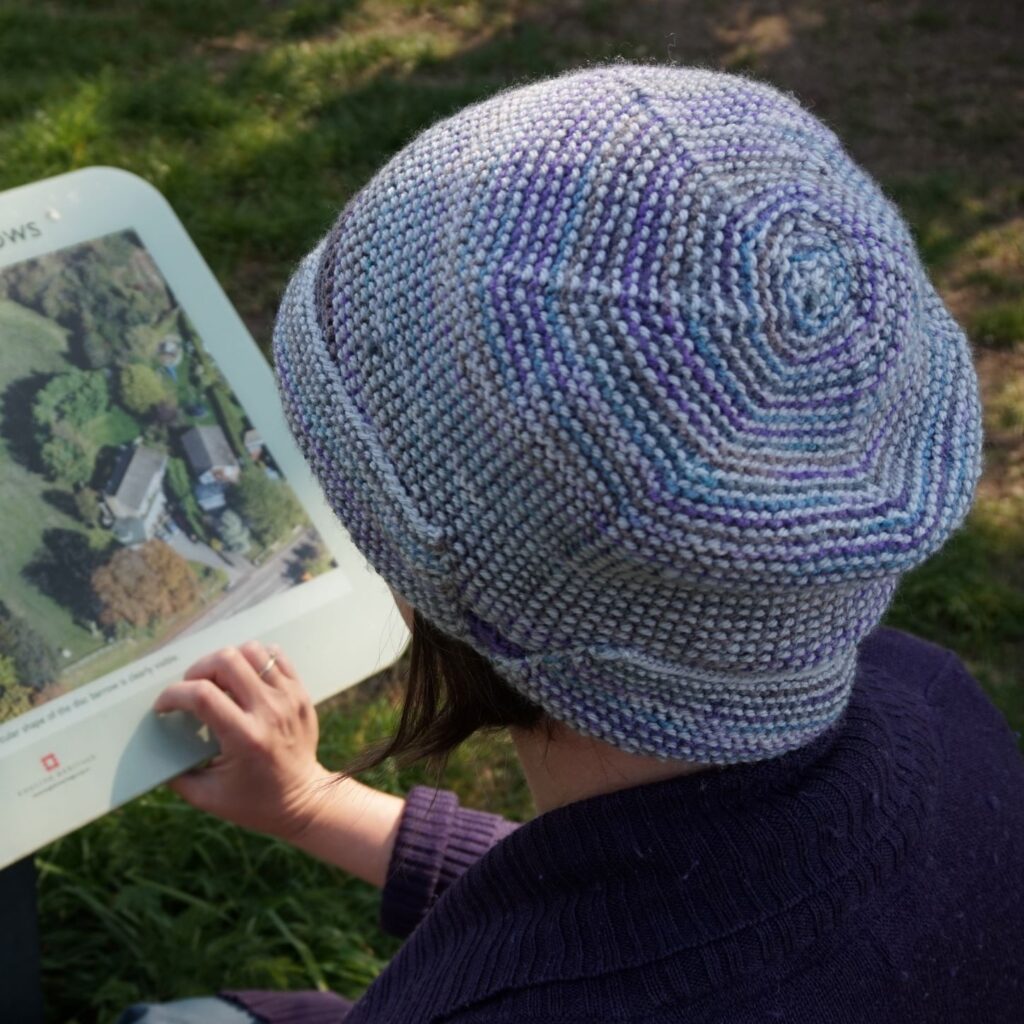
[313, 65, 970, 586]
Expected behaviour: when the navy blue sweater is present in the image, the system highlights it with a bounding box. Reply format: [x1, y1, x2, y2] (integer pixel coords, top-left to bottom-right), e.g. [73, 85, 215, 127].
[224, 626, 1024, 1022]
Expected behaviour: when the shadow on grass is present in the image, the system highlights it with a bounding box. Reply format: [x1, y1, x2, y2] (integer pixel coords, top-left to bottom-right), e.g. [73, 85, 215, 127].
[0, 372, 52, 472]
[22, 527, 105, 625]
[40, 487, 78, 520]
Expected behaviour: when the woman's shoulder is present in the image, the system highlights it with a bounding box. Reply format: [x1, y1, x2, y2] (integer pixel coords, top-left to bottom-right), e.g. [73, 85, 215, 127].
[859, 622, 962, 678]
[860, 623, 1021, 760]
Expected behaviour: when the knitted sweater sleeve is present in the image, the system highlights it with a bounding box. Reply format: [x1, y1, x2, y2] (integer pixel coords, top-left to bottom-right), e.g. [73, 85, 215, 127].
[379, 785, 522, 940]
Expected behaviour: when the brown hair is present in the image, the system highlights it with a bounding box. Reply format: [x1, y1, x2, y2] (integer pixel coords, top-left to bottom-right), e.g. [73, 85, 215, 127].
[341, 609, 553, 777]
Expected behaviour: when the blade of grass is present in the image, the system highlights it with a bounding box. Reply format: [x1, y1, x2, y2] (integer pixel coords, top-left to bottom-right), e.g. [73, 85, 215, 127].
[267, 908, 329, 991]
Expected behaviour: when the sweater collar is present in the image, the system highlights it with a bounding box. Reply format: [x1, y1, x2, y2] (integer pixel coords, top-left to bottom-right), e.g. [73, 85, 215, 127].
[355, 626, 944, 1021]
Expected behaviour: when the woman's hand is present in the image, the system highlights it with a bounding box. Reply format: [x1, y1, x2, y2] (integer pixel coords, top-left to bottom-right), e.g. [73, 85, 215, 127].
[154, 641, 332, 842]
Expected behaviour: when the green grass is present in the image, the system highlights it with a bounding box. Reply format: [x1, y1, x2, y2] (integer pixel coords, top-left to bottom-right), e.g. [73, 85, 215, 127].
[0, 300, 68, 375]
[82, 405, 141, 449]
[0, 301, 107, 668]
[972, 301, 1024, 349]
[0, 0, 1017, 1020]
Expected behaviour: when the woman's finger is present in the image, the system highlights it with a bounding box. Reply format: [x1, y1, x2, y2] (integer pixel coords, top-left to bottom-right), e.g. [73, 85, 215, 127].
[264, 643, 300, 685]
[154, 677, 255, 749]
[237, 640, 289, 692]
[182, 647, 265, 709]
[242, 642, 310, 709]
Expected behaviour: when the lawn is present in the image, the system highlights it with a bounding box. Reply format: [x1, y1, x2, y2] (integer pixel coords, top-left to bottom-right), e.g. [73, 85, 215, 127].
[83, 405, 140, 449]
[0, 1, 1020, 1021]
[0, 300, 106, 665]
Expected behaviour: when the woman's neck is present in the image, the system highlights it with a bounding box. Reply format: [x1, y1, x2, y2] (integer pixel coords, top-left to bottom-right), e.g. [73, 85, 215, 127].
[389, 589, 711, 813]
[508, 720, 710, 814]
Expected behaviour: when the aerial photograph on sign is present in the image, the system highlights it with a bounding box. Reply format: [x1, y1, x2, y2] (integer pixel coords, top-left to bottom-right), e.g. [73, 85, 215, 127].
[0, 229, 335, 725]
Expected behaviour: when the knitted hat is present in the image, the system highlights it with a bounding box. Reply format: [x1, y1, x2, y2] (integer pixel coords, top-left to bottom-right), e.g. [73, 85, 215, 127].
[273, 64, 983, 765]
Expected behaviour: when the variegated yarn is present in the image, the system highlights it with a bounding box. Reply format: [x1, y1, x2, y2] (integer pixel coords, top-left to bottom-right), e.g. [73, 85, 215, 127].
[273, 65, 983, 765]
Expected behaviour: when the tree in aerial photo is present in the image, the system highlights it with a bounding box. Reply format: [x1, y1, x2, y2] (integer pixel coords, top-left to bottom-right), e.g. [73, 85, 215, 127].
[31, 368, 110, 486]
[233, 465, 304, 546]
[119, 362, 171, 417]
[0, 601, 59, 719]
[91, 540, 199, 631]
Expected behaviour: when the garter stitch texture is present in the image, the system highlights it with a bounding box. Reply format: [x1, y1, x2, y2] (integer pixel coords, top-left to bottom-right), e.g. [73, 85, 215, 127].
[273, 64, 984, 765]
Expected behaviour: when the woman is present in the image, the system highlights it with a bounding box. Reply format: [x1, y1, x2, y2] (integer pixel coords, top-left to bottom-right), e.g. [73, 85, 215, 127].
[120, 64, 1024, 1023]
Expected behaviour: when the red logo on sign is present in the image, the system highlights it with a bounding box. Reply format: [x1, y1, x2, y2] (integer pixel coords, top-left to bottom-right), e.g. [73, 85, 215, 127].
[41, 753, 59, 772]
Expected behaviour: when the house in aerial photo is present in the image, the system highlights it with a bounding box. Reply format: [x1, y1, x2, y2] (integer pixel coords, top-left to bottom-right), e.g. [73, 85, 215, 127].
[182, 424, 240, 511]
[182, 424, 240, 484]
[104, 443, 168, 546]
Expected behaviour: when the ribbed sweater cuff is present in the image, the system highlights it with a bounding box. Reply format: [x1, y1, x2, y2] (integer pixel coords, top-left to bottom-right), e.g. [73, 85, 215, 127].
[379, 785, 520, 940]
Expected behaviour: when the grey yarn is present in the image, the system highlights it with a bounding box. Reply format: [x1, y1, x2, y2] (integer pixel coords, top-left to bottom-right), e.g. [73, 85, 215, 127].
[273, 64, 983, 764]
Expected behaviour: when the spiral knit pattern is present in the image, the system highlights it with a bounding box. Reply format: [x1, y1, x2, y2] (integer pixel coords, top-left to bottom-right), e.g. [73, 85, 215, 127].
[273, 65, 983, 764]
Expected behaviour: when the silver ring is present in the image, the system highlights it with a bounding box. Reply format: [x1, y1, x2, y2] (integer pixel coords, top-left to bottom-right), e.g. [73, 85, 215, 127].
[257, 653, 279, 679]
